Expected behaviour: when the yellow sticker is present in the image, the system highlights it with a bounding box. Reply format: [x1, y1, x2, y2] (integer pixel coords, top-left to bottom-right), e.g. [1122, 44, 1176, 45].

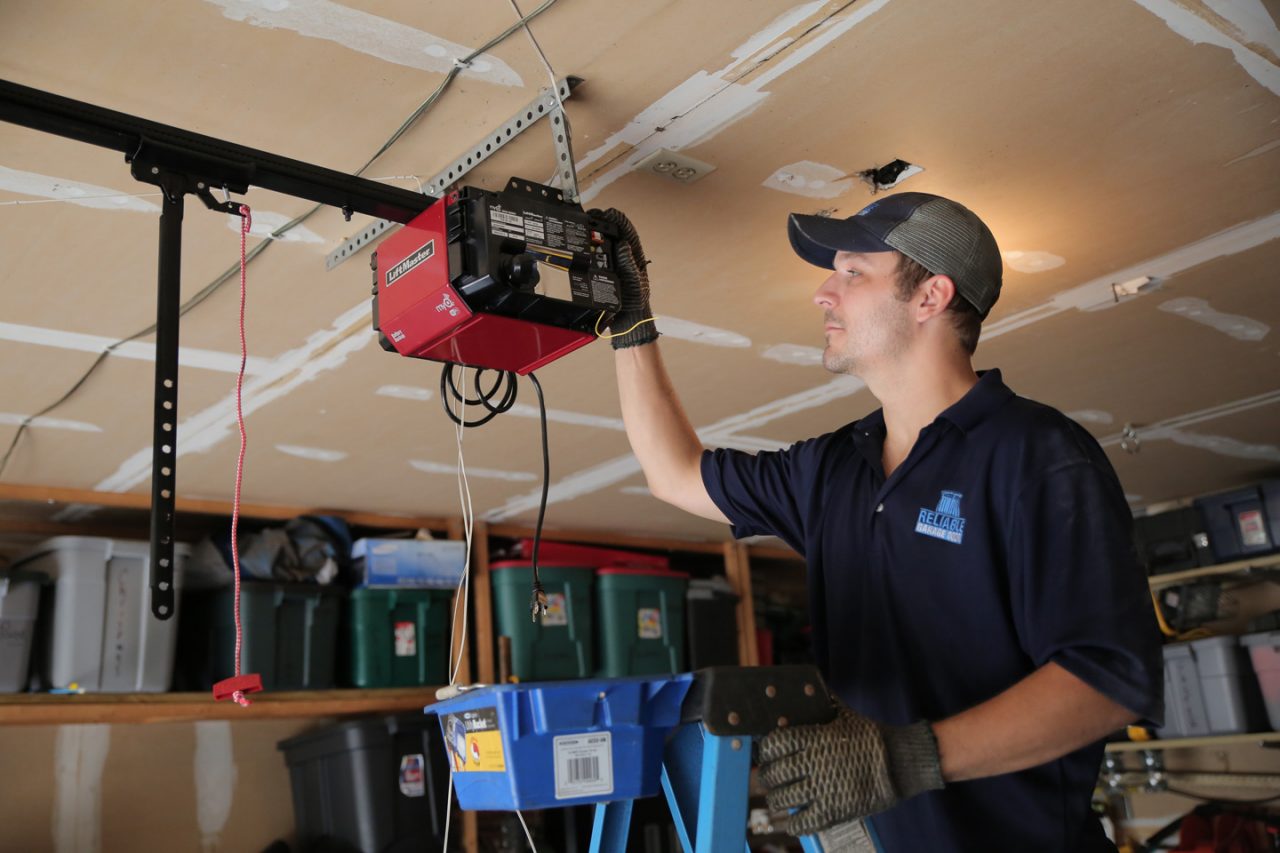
[443, 708, 507, 773]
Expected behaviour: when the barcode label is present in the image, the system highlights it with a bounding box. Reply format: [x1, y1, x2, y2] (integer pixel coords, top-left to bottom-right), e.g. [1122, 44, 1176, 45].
[568, 756, 598, 782]
[553, 732, 613, 799]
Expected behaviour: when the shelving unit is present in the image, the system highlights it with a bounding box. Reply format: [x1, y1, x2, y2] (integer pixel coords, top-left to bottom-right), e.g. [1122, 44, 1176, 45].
[1147, 551, 1280, 590]
[0, 687, 443, 725]
[1106, 732, 1280, 753]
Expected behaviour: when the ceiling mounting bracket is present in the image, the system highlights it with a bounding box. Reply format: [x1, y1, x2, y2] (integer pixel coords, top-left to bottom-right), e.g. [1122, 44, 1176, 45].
[325, 76, 583, 272]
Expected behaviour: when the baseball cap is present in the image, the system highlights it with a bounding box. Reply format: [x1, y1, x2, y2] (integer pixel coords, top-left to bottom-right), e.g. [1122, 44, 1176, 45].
[788, 192, 1003, 318]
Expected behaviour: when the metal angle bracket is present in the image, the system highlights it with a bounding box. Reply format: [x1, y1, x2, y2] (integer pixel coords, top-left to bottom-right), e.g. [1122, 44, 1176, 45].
[325, 76, 583, 271]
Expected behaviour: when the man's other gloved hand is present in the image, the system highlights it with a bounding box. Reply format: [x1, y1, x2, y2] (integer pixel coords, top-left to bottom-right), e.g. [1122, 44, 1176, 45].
[590, 207, 657, 349]
[758, 700, 944, 837]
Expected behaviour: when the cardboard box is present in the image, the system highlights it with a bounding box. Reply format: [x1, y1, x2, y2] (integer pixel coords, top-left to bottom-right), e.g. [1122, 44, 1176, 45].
[351, 539, 466, 589]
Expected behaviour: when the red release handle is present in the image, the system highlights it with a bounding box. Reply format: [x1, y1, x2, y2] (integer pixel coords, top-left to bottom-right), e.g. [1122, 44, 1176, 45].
[213, 673, 263, 705]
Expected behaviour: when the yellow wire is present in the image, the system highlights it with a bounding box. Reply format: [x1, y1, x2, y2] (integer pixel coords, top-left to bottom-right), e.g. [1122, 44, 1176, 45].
[1150, 589, 1178, 638]
[595, 312, 657, 340]
[1149, 588, 1215, 642]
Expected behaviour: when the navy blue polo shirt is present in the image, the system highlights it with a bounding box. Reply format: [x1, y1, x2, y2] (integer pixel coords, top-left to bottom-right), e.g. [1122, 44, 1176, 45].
[702, 370, 1163, 853]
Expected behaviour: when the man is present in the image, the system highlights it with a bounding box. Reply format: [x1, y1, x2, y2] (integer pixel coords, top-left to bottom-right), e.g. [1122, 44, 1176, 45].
[597, 193, 1163, 852]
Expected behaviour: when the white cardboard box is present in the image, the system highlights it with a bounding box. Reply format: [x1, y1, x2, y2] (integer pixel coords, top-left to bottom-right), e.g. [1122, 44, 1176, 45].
[351, 538, 466, 588]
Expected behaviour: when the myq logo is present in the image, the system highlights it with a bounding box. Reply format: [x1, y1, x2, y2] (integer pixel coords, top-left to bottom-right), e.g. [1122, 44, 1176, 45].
[385, 240, 435, 287]
[915, 490, 966, 544]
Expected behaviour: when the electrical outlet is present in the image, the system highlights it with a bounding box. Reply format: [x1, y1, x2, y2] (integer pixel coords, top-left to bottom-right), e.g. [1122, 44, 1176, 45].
[635, 148, 716, 184]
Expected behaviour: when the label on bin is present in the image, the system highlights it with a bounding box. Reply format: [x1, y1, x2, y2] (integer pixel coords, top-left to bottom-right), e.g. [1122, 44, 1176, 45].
[442, 708, 506, 773]
[1238, 510, 1268, 547]
[395, 621, 417, 656]
[543, 592, 568, 626]
[553, 732, 613, 799]
[637, 608, 662, 639]
[399, 754, 426, 797]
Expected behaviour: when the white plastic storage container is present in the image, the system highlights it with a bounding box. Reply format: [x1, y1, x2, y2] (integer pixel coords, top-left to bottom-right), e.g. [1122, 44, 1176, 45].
[1189, 636, 1256, 735]
[1159, 642, 1209, 738]
[0, 571, 43, 692]
[15, 537, 189, 692]
[1240, 631, 1280, 731]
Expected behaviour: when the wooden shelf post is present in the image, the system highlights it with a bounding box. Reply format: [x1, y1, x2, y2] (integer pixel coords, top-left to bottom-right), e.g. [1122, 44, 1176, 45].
[723, 541, 759, 667]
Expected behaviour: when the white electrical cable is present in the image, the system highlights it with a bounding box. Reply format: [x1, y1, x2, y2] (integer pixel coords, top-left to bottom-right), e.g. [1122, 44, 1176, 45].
[507, 0, 580, 200]
[516, 810, 539, 851]
[0, 191, 164, 207]
[448, 366, 476, 685]
[442, 775, 455, 853]
[442, 366, 477, 853]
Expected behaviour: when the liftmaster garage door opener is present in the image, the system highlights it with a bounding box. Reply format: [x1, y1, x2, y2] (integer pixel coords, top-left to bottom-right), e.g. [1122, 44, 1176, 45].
[372, 177, 623, 375]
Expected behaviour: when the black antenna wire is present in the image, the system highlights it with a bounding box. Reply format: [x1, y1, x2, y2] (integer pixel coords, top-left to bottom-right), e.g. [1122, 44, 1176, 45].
[438, 363, 552, 622]
[527, 372, 550, 621]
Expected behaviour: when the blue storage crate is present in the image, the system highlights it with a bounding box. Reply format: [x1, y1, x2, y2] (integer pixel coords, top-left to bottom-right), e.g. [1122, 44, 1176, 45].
[1195, 481, 1280, 562]
[426, 673, 694, 811]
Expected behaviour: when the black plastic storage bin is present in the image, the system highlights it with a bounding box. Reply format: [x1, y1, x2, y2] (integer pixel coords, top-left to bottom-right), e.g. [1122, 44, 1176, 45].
[686, 577, 740, 668]
[175, 582, 343, 691]
[278, 714, 450, 853]
[1195, 481, 1280, 563]
[1133, 507, 1215, 575]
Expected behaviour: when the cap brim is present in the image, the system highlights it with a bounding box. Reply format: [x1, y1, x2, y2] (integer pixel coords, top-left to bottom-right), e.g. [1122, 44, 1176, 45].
[787, 213, 895, 270]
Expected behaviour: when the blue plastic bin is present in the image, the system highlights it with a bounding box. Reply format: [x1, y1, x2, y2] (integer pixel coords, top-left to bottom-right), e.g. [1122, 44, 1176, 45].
[1194, 481, 1280, 562]
[426, 674, 694, 811]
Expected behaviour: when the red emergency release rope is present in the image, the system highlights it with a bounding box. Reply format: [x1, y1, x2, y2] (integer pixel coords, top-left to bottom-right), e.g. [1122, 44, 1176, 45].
[213, 205, 262, 708]
[230, 204, 252, 706]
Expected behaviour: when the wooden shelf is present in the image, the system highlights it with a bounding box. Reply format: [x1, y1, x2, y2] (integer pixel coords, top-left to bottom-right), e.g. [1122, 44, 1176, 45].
[0, 482, 454, 532]
[0, 687, 443, 726]
[1105, 731, 1280, 752]
[1148, 552, 1280, 589]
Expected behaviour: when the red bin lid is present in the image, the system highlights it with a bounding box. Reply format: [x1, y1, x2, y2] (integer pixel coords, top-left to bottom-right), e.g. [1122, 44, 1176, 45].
[596, 564, 690, 578]
[513, 538, 669, 570]
[490, 559, 594, 571]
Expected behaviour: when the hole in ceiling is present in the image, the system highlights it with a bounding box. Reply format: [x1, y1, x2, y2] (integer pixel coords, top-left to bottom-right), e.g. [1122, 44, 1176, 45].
[858, 158, 923, 192]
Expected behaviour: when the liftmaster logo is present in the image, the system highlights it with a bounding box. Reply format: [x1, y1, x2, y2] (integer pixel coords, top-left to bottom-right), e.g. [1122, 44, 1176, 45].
[385, 239, 435, 287]
[915, 490, 966, 544]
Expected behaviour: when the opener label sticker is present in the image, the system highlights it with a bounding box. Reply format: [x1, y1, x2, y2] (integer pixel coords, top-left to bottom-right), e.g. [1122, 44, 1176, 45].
[489, 206, 526, 240]
[1238, 510, 1268, 547]
[443, 708, 506, 773]
[553, 732, 613, 799]
[637, 608, 662, 640]
[394, 621, 416, 656]
[399, 754, 426, 797]
[543, 592, 568, 626]
[385, 240, 435, 287]
[522, 212, 546, 243]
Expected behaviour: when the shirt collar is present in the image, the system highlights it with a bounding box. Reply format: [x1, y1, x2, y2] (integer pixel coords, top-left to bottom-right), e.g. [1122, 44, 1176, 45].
[938, 369, 1015, 433]
[851, 368, 1014, 438]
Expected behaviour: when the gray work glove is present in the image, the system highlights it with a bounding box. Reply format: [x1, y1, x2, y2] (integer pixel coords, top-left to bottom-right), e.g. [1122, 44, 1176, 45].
[590, 207, 657, 349]
[758, 701, 944, 837]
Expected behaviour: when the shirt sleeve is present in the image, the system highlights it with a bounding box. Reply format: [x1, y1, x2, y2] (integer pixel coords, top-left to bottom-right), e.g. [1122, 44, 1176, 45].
[700, 437, 827, 555]
[1007, 460, 1165, 726]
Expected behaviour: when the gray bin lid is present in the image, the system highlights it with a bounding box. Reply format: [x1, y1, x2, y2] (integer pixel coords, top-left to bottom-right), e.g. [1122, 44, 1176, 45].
[1241, 630, 1280, 649]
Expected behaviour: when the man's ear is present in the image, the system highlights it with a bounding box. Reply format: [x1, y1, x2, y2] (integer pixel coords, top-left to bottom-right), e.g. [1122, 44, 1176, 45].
[916, 275, 957, 322]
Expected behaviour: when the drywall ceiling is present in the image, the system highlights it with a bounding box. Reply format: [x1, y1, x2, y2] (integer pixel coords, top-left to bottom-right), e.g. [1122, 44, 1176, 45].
[1, 0, 1278, 545]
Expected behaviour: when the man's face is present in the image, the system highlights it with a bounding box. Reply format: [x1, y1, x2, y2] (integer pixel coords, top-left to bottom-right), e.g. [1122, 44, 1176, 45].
[812, 250, 913, 376]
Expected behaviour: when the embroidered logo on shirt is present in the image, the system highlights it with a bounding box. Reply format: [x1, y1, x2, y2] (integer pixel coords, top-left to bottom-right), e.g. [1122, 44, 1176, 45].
[915, 490, 966, 544]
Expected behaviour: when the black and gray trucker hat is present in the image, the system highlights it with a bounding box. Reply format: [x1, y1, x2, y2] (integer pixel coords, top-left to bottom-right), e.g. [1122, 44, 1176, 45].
[788, 192, 1003, 318]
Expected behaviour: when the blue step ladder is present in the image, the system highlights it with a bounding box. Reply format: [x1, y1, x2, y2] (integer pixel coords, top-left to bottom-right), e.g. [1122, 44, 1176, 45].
[587, 668, 883, 853]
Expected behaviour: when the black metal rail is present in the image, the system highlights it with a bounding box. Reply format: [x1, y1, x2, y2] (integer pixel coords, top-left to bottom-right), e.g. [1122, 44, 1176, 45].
[0, 79, 437, 617]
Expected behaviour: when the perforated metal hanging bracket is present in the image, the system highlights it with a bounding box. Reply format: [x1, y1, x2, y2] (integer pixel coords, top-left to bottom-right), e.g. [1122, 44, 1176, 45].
[128, 149, 247, 620]
[325, 76, 583, 271]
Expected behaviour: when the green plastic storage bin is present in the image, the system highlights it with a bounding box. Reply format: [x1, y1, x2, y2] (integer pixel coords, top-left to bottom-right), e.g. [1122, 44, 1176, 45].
[346, 587, 452, 687]
[213, 583, 343, 690]
[596, 567, 689, 677]
[491, 561, 594, 680]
